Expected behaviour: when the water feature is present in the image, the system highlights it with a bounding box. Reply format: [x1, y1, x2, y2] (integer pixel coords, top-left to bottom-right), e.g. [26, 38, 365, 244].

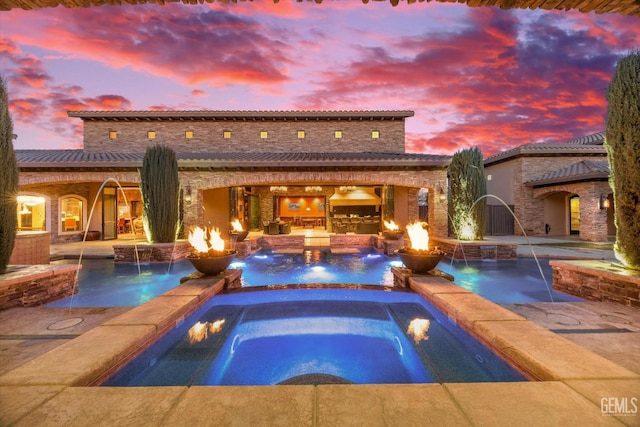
[102, 288, 527, 386]
[453, 194, 555, 302]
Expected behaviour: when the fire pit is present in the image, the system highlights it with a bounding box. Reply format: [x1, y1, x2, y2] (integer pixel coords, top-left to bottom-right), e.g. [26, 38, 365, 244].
[230, 219, 249, 242]
[187, 226, 236, 276]
[383, 219, 404, 240]
[398, 222, 444, 274]
[187, 253, 236, 276]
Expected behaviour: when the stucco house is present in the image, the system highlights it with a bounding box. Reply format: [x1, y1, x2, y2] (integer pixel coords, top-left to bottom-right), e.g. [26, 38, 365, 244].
[484, 131, 613, 242]
[15, 110, 451, 245]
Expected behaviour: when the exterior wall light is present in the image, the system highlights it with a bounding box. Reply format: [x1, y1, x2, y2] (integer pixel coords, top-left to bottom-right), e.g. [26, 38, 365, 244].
[184, 186, 192, 204]
[599, 194, 610, 210]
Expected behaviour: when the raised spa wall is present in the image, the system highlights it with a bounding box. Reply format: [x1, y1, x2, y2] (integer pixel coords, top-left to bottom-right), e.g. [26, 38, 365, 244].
[550, 260, 640, 308]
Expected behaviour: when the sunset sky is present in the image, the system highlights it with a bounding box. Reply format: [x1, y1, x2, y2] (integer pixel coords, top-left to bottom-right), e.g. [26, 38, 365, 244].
[0, 1, 637, 156]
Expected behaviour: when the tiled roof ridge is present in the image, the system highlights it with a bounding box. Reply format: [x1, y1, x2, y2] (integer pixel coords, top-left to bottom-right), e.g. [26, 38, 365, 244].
[526, 159, 609, 186]
[485, 131, 606, 164]
[67, 109, 415, 118]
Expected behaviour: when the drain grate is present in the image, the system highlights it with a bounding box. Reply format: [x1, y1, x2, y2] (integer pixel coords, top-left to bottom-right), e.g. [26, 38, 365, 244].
[551, 328, 632, 334]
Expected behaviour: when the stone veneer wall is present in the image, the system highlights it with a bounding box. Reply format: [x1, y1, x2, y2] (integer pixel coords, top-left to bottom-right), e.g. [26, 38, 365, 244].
[83, 119, 406, 154]
[9, 232, 51, 265]
[113, 242, 192, 263]
[512, 155, 609, 240]
[431, 237, 517, 260]
[0, 264, 78, 310]
[550, 260, 640, 307]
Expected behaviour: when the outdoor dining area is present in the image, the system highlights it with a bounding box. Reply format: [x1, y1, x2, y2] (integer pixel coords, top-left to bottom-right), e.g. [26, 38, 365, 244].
[263, 220, 291, 235]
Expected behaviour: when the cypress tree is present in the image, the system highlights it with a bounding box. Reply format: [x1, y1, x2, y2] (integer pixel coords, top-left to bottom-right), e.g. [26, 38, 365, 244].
[605, 51, 640, 270]
[139, 145, 180, 243]
[449, 147, 487, 240]
[0, 76, 19, 273]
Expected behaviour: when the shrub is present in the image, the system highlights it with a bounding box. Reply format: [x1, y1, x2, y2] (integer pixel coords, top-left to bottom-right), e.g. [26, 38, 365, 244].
[139, 145, 180, 243]
[0, 76, 19, 273]
[449, 147, 487, 240]
[605, 51, 640, 270]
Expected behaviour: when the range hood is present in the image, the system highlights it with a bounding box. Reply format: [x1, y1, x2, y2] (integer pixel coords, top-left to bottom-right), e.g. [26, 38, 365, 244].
[329, 188, 381, 206]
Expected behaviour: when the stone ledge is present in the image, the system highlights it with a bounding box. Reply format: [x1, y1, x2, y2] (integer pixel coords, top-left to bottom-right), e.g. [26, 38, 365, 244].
[0, 276, 227, 387]
[474, 320, 638, 381]
[0, 324, 157, 387]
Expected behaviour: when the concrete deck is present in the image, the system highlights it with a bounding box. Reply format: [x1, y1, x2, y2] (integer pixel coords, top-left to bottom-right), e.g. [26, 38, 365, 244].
[2, 235, 638, 425]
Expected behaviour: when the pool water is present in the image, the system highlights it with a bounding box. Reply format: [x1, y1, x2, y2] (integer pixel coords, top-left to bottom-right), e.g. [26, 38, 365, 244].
[47, 250, 579, 307]
[46, 259, 196, 307]
[103, 288, 527, 386]
[231, 249, 395, 287]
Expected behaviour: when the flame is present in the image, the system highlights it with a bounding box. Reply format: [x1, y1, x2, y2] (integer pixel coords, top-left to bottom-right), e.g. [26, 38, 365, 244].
[384, 219, 399, 231]
[406, 222, 429, 251]
[407, 318, 430, 343]
[187, 319, 226, 344]
[188, 226, 225, 254]
[231, 219, 244, 232]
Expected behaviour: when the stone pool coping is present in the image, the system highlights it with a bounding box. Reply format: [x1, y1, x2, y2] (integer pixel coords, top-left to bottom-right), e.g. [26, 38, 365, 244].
[1, 273, 638, 425]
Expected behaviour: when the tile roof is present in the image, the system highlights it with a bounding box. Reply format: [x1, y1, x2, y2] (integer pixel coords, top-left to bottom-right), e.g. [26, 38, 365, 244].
[16, 150, 451, 169]
[525, 160, 610, 187]
[67, 110, 415, 121]
[485, 132, 606, 166]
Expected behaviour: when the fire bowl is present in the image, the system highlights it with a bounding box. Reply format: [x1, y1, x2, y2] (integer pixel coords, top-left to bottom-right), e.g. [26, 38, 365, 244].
[187, 252, 236, 276]
[383, 231, 405, 240]
[397, 249, 444, 274]
[230, 231, 249, 243]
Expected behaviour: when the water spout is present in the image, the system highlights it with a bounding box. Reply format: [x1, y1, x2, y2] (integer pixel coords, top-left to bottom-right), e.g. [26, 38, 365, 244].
[468, 194, 554, 302]
[69, 178, 139, 314]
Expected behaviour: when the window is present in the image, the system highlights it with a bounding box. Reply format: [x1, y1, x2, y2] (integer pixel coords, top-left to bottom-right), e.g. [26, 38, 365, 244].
[260, 131, 268, 139]
[109, 130, 118, 140]
[16, 195, 46, 231]
[334, 130, 343, 139]
[147, 131, 156, 140]
[223, 130, 232, 139]
[185, 130, 194, 139]
[297, 130, 306, 139]
[371, 130, 380, 139]
[60, 196, 84, 233]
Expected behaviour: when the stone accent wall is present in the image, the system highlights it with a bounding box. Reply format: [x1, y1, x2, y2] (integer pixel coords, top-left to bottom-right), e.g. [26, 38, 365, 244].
[430, 237, 517, 260]
[532, 181, 611, 242]
[9, 232, 51, 265]
[382, 238, 404, 255]
[255, 235, 305, 250]
[113, 242, 192, 263]
[551, 260, 640, 307]
[329, 234, 377, 248]
[83, 119, 406, 153]
[0, 264, 78, 310]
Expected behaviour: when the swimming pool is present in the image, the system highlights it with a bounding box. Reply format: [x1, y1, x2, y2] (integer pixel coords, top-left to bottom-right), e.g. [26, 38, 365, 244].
[103, 288, 527, 386]
[47, 249, 579, 307]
